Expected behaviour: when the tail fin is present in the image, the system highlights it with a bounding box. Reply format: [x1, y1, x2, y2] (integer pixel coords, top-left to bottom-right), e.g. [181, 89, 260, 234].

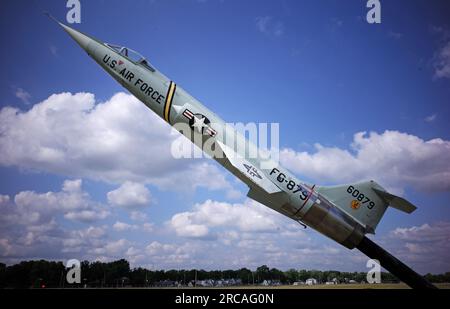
[316, 180, 416, 234]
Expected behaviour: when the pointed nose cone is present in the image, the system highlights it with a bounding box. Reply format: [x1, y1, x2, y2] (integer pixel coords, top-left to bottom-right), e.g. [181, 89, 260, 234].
[46, 14, 97, 52]
[58, 22, 93, 51]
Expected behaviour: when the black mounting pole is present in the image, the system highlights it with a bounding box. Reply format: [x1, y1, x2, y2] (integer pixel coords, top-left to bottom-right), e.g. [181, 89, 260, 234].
[356, 236, 437, 289]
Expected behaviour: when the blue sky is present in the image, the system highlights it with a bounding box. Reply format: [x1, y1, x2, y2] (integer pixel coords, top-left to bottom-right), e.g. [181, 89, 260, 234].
[0, 0, 449, 274]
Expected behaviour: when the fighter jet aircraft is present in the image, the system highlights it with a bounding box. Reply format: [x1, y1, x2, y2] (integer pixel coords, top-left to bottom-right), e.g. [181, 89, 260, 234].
[49, 16, 435, 289]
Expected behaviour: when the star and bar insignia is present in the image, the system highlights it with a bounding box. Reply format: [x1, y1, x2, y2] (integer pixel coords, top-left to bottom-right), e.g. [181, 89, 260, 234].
[182, 109, 217, 137]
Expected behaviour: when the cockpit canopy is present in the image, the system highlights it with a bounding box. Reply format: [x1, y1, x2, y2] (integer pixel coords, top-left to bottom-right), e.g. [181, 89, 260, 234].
[105, 43, 155, 72]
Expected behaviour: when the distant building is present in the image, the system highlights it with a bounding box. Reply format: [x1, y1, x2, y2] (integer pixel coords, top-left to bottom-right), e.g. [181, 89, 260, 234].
[325, 278, 338, 285]
[306, 278, 318, 285]
[261, 280, 281, 286]
[156, 280, 177, 287]
[197, 279, 214, 287]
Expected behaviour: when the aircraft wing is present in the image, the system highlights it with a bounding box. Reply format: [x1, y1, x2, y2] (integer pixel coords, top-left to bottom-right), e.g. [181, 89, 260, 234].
[216, 141, 281, 194]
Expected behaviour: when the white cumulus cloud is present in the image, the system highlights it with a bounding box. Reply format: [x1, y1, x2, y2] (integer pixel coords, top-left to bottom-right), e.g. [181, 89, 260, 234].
[113, 221, 138, 231]
[169, 199, 282, 239]
[280, 130, 450, 193]
[130, 211, 148, 221]
[107, 181, 151, 209]
[0, 92, 232, 192]
[12, 179, 110, 223]
[386, 222, 450, 273]
[0, 194, 10, 205]
[391, 222, 450, 243]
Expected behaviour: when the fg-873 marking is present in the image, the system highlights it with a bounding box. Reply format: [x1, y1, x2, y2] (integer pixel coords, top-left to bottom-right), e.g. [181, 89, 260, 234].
[270, 168, 308, 201]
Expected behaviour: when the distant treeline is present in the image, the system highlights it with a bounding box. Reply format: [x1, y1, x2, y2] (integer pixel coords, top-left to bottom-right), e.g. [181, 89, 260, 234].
[0, 259, 448, 288]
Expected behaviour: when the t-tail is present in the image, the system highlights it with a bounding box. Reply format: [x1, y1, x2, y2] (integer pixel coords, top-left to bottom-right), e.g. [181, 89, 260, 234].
[316, 180, 416, 234]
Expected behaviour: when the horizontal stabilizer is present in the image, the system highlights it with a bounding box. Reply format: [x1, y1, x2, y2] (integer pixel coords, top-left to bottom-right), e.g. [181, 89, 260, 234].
[373, 189, 417, 214]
